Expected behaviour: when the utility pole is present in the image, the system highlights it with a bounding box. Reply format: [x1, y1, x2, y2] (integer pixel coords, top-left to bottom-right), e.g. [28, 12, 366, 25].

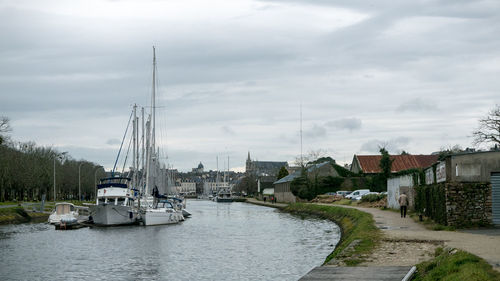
[300, 103, 303, 166]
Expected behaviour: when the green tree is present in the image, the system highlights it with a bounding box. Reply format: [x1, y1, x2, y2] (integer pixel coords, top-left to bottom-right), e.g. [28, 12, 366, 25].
[378, 147, 393, 191]
[235, 174, 257, 195]
[277, 166, 289, 180]
[379, 147, 393, 179]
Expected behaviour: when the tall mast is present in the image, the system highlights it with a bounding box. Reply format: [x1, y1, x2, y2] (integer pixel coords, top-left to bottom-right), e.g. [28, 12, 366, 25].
[300, 103, 303, 166]
[151, 46, 156, 152]
[145, 116, 151, 195]
[132, 104, 137, 188]
[141, 107, 145, 182]
[216, 156, 219, 193]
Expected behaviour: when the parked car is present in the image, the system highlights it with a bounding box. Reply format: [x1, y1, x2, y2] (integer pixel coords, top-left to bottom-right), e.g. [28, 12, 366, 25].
[336, 191, 352, 197]
[345, 189, 370, 200]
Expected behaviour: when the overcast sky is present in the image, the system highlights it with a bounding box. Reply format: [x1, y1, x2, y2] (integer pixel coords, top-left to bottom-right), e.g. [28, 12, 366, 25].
[1, 0, 499, 172]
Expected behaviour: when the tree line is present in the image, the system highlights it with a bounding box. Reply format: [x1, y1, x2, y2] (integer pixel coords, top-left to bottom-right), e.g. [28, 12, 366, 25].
[0, 118, 105, 202]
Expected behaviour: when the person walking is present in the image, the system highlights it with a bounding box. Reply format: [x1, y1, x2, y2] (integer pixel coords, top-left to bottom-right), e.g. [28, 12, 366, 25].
[152, 185, 159, 208]
[398, 192, 408, 218]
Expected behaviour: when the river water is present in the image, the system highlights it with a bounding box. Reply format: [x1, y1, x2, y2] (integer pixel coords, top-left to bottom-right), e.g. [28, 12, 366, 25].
[0, 200, 340, 281]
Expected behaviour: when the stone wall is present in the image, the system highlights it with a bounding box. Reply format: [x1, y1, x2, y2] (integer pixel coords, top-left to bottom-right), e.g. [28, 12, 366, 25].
[445, 182, 492, 227]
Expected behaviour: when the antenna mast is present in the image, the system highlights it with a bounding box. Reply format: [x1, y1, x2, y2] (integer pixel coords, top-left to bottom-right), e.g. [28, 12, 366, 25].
[300, 103, 303, 166]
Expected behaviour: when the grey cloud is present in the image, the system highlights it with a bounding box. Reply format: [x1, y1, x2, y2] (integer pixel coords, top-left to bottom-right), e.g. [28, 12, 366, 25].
[396, 98, 438, 112]
[360, 137, 411, 154]
[326, 118, 362, 131]
[106, 138, 121, 145]
[221, 126, 236, 136]
[304, 124, 327, 139]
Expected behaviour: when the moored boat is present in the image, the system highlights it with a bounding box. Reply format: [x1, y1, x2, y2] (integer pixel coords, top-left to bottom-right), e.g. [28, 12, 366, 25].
[48, 202, 79, 225]
[141, 200, 183, 226]
[215, 189, 233, 202]
[89, 177, 139, 226]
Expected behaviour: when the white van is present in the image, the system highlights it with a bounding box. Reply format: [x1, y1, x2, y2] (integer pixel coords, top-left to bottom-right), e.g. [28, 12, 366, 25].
[345, 189, 370, 200]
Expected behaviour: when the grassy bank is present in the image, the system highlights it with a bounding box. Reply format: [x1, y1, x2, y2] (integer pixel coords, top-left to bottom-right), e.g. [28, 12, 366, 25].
[284, 203, 380, 265]
[413, 247, 500, 281]
[0, 207, 49, 225]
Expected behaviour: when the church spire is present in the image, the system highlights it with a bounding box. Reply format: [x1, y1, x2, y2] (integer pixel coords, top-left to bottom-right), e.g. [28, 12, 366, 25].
[247, 151, 251, 161]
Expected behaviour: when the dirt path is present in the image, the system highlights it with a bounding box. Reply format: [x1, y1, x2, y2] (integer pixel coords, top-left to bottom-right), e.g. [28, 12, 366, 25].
[331, 205, 500, 271]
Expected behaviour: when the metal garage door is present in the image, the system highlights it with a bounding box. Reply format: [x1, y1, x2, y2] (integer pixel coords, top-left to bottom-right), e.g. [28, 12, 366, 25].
[492, 172, 500, 226]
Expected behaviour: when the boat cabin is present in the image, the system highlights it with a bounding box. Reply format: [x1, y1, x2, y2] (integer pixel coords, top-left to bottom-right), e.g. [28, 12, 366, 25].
[55, 203, 76, 215]
[96, 177, 135, 207]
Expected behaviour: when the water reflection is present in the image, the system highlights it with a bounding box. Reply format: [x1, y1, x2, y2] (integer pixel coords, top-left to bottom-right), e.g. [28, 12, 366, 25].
[0, 201, 340, 281]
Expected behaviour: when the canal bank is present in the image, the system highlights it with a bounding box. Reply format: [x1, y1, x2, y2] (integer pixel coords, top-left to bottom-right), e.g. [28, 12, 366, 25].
[0, 206, 48, 224]
[246, 198, 379, 265]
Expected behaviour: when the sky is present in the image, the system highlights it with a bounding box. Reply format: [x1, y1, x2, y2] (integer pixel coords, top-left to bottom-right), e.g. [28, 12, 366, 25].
[1, 0, 499, 172]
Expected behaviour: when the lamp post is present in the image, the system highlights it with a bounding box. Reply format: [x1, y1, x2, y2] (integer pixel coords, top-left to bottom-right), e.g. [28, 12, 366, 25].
[78, 162, 83, 201]
[94, 166, 103, 201]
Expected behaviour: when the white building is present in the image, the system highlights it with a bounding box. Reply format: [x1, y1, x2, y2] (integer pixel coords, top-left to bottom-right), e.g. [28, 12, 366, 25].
[180, 181, 196, 195]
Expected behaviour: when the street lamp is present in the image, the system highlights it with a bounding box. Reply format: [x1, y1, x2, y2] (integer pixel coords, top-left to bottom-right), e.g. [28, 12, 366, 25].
[94, 166, 103, 201]
[53, 151, 67, 203]
[78, 162, 84, 201]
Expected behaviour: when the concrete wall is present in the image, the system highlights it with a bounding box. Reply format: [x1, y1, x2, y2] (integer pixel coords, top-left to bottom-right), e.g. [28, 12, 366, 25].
[387, 175, 415, 210]
[274, 182, 296, 203]
[447, 151, 500, 183]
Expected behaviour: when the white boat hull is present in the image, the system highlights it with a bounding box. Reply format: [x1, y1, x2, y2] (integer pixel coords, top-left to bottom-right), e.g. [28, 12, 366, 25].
[89, 204, 138, 226]
[142, 209, 184, 226]
[48, 213, 79, 225]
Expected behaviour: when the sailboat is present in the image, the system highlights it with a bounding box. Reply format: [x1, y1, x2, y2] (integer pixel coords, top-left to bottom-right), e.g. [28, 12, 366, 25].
[215, 156, 233, 202]
[140, 46, 184, 226]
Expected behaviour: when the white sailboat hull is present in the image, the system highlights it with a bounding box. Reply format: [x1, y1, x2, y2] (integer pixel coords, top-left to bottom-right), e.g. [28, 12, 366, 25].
[142, 209, 184, 226]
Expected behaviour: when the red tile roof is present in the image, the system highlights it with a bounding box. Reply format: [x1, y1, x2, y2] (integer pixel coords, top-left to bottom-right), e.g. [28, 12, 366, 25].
[355, 154, 438, 173]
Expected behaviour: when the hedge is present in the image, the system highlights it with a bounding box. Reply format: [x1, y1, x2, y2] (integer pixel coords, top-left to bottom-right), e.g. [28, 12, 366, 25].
[415, 183, 447, 225]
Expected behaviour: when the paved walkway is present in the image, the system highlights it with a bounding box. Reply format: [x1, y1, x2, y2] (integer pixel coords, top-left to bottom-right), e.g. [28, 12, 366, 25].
[329, 204, 500, 271]
[245, 198, 287, 208]
[299, 266, 414, 281]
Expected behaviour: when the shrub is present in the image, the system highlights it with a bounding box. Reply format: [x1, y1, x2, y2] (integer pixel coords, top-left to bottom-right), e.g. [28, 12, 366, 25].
[360, 193, 387, 203]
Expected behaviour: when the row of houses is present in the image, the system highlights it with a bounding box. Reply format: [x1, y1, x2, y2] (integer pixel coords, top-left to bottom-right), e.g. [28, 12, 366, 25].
[271, 151, 500, 226]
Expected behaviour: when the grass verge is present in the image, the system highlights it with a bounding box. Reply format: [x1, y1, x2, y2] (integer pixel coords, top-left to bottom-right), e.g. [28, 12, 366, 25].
[413, 247, 500, 281]
[284, 203, 380, 265]
[0, 207, 49, 224]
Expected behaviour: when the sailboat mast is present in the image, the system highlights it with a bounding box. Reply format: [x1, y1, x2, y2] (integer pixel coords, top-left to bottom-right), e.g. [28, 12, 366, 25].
[216, 156, 219, 193]
[141, 107, 145, 183]
[132, 104, 137, 188]
[151, 46, 156, 152]
[300, 103, 303, 166]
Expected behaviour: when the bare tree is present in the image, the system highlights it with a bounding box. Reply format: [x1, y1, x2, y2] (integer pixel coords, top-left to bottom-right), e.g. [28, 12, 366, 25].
[472, 105, 500, 147]
[0, 117, 12, 145]
[293, 149, 328, 167]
